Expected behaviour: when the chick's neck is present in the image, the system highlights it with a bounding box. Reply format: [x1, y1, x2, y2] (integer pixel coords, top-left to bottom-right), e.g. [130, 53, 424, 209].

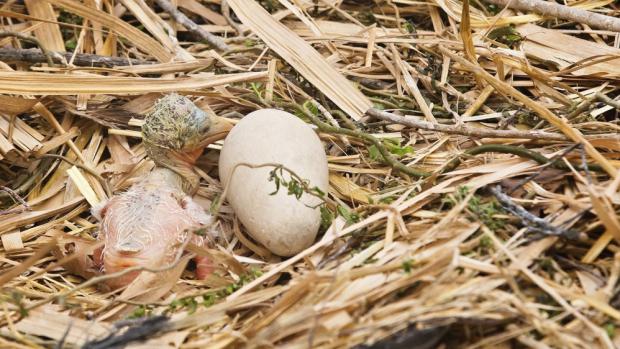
[145, 144, 201, 195]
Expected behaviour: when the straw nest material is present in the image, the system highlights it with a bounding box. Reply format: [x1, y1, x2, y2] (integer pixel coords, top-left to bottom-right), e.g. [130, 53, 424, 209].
[1, 0, 620, 348]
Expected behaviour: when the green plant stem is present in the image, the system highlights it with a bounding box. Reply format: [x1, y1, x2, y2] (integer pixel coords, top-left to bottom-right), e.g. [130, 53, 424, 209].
[245, 95, 605, 178]
[329, 109, 358, 130]
[368, 96, 402, 110]
[242, 93, 430, 178]
[292, 103, 431, 178]
[212, 162, 335, 218]
[443, 144, 605, 173]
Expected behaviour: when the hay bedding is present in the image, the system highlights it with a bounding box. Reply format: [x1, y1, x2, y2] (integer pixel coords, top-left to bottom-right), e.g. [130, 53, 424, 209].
[0, 0, 619, 348]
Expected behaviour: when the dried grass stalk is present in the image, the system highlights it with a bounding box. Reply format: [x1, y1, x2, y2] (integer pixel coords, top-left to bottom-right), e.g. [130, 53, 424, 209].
[0, 71, 267, 95]
[226, 0, 372, 120]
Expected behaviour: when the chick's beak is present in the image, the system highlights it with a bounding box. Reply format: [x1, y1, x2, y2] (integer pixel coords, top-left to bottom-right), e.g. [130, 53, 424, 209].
[199, 116, 234, 147]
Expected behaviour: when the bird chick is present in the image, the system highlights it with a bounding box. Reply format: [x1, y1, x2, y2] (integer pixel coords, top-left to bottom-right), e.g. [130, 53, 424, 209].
[93, 94, 231, 289]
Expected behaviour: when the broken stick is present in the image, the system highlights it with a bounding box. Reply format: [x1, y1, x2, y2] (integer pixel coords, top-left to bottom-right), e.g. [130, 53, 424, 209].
[486, 0, 620, 33]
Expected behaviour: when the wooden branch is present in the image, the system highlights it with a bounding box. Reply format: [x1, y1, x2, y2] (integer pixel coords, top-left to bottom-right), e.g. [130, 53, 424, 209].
[0, 31, 55, 66]
[221, 0, 245, 36]
[437, 46, 617, 177]
[366, 108, 620, 141]
[0, 185, 31, 216]
[490, 185, 578, 239]
[595, 92, 620, 110]
[292, 103, 430, 178]
[486, 0, 620, 32]
[0, 48, 150, 67]
[82, 316, 170, 349]
[154, 0, 229, 51]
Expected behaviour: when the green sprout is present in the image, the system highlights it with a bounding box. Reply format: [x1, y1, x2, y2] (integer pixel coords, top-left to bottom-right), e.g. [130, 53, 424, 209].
[443, 186, 505, 231]
[368, 138, 414, 161]
[488, 25, 523, 47]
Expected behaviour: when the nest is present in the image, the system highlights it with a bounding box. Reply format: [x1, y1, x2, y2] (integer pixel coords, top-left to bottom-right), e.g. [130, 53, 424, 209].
[1, 0, 620, 348]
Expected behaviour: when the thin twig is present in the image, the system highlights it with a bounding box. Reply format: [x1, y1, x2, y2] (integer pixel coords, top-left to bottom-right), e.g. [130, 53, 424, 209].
[154, 0, 229, 51]
[82, 315, 170, 349]
[242, 93, 430, 178]
[0, 186, 31, 216]
[579, 143, 593, 185]
[484, 0, 620, 32]
[55, 323, 72, 349]
[367, 108, 619, 141]
[0, 31, 56, 66]
[438, 46, 618, 178]
[506, 143, 581, 194]
[565, 95, 597, 122]
[562, 92, 620, 124]
[490, 185, 577, 239]
[0, 166, 44, 200]
[595, 92, 620, 110]
[0, 48, 149, 67]
[213, 161, 333, 218]
[221, 0, 245, 37]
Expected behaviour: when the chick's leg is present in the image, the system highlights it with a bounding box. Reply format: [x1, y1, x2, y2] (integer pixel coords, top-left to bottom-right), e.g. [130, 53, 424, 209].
[195, 255, 214, 280]
[189, 233, 215, 280]
[181, 196, 218, 280]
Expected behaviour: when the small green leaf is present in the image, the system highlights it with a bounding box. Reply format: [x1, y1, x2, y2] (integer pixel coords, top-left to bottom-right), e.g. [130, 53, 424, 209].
[312, 186, 325, 197]
[388, 144, 413, 157]
[404, 21, 415, 33]
[203, 293, 216, 307]
[128, 305, 147, 319]
[379, 196, 395, 204]
[384, 138, 414, 157]
[368, 145, 381, 161]
[372, 103, 386, 110]
[337, 206, 359, 224]
[65, 38, 77, 50]
[479, 235, 492, 249]
[302, 100, 319, 116]
[186, 298, 198, 314]
[488, 25, 522, 46]
[402, 259, 413, 273]
[320, 205, 335, 230]
[193, 227, 208, 236]
[605, 323, 616, 338]
[250, 82, 263, 98]
[268, 168, 281, 195]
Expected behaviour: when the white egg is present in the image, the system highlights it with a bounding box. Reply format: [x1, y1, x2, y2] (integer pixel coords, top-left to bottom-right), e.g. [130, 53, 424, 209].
[219, 109, 329, 256]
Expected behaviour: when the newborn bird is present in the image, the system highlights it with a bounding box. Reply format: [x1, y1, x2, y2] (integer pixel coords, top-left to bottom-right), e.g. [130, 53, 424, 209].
[93, 94, 230, 289]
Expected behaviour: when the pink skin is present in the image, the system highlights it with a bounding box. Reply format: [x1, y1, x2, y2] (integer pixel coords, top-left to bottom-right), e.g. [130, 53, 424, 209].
[93, 156, 215, 289]
[88, 95, 233, 289]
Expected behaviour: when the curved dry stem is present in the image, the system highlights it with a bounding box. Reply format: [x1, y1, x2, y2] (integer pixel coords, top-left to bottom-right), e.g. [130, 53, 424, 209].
[153, 0, 229, 51]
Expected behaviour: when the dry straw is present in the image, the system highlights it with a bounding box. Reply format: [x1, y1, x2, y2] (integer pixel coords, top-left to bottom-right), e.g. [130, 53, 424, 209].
[1, 0, 620, 348]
